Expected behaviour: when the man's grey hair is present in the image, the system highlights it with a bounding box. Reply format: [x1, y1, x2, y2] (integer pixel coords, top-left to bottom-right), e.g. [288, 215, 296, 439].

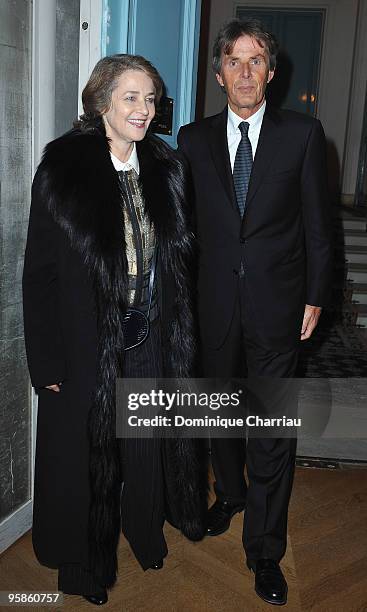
[212, 18, 279, 74]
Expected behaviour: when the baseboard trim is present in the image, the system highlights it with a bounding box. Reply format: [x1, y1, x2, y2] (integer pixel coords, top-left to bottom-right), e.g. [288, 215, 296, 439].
[296, 455, 367, 469]
[0, 500, 32, 555]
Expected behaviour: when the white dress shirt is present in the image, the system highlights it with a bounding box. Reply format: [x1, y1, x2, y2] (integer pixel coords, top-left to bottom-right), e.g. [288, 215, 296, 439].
[110, 143, 140, 175]
[227, 100, 266, 171]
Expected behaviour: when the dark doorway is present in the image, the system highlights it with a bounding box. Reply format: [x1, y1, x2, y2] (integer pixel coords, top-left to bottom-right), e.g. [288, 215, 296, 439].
[236, 7, 324, 116]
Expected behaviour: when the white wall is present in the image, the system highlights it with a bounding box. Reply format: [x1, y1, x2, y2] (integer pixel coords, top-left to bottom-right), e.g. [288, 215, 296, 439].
[203, 0, 367, 200]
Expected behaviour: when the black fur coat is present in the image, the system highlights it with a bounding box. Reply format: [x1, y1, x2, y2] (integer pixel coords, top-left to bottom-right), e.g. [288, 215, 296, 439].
[23, 123, 207, 587]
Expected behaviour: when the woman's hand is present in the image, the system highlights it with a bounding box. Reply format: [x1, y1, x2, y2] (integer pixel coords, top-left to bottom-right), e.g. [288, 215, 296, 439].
[45, 383, 62, 392]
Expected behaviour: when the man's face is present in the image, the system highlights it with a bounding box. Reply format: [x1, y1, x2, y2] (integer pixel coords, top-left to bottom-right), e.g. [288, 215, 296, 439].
[216, 35, 274, 119]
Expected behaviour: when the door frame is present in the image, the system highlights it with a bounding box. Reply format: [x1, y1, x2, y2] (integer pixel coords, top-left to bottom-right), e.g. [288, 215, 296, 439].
[355, 90, 367, 206]
[343, 0, 367, 204]
[78, 0, 103, 117]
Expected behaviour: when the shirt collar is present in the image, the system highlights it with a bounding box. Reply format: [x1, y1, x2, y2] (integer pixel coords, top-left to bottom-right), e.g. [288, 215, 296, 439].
[110, 143, 140, 175]
[227, 99, 266, 134]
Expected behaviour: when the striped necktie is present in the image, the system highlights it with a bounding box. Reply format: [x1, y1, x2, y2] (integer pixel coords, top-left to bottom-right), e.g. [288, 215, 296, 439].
[233, 121, 253, 217]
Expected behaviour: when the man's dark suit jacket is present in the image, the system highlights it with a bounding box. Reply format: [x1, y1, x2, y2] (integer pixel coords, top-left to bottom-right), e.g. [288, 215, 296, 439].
[177, 104, 333, 353]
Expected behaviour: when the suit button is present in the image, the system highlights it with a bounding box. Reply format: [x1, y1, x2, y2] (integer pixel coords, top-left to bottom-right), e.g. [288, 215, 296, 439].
[240, 237, 246, 244]
[233, 269, 239, 275]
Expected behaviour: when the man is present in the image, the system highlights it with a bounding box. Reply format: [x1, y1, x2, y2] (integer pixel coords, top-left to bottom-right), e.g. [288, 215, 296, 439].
[178, 19, 332, 606]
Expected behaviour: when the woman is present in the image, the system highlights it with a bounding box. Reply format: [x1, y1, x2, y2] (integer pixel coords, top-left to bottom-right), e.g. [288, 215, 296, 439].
[23, 54, 207, 605]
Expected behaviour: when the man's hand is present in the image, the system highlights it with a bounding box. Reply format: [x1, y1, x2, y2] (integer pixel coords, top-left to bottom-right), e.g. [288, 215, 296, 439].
[301, 304, 322, 340]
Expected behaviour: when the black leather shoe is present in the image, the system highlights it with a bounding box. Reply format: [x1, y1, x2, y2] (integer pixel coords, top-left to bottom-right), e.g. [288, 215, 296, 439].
[247, 558, 287, 606]
[150, 559, 164, 570]
[206, 499, 245, 536]
[83, 589, 108, 605]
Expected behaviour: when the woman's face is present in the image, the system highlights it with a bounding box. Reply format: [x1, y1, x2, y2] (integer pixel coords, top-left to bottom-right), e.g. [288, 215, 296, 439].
[103, 70, 156, 146]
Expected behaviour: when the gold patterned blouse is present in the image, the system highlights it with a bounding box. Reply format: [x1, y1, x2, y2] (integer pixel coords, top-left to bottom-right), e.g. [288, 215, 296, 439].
[118, 169, 158, 317]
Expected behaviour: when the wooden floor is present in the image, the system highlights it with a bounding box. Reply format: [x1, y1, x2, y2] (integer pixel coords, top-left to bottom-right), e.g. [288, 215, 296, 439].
[0, 466, 366, 611]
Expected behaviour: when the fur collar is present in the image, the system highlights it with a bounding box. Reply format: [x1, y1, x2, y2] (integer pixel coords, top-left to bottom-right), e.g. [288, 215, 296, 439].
[40, 126, 191, 276]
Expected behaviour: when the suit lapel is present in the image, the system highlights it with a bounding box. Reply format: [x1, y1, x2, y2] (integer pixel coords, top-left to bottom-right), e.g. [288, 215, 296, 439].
[244, 106, 282, 213]
[208, 108, 239, 214]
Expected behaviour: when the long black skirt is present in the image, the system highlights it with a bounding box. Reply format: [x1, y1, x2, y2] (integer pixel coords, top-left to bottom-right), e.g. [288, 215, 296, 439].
[33, 318, 167, 595]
